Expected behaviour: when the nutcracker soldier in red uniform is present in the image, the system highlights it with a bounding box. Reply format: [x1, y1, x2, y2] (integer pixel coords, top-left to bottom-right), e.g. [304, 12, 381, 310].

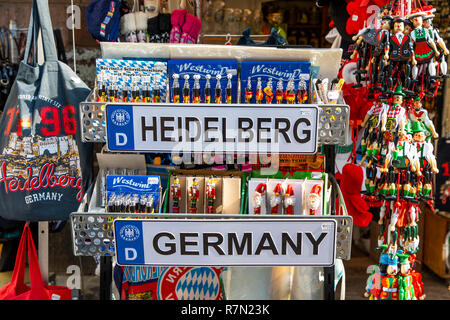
[253, 182, 267, 215]
[171, 175, 181, 213]
[283, 183, 295, 215]
[270, 183, 282, 214]
[206, 176, 217, 214]
[188, 178, 200, 213]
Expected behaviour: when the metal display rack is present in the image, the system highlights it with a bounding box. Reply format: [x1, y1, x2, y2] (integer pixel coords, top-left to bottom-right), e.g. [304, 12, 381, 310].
[71, 45, 353, 301]
[80, 100, 349, 146]
[71, 213, 352, 260]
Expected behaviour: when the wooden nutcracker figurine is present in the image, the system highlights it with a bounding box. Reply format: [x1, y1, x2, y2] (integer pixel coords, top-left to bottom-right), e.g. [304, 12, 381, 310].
[408, 9, 440, 63]
[360, 98, 389, 171]
[403, 19, 413, 36]
[379, 166, 398, 200]
[411, 121, 439, 199]
[401, 204, 420, 254]
[369, 15, 392, 89]
[409, 254, 426, 300]
[283, 183, 295, 215]
[385, 17, 417, 95]
[408, 95, 439, 141]
[188, 178, 200, 213]
[360, 99, 387, 152]
[171, 175, 181, 213]
[270, 183, 282, 214]
[206, 175, 217, 214]
[306, 184, 322, 215]
[376, 250, 399, 300]
[397, 252, 416, 300]
[380, 125, 417, 175]
[422, 11, 449, 77]
[381, 85, 407, 135]
[408, 9, 440, 93]
[253, 182, 267, 215]
[377, 201, 390, 247]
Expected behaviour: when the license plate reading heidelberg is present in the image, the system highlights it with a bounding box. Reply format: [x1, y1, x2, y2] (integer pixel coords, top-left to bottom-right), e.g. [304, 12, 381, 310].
[106, 104, 319, 154]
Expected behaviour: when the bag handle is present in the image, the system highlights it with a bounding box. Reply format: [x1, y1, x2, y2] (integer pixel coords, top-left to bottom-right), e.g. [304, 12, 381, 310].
[23, 0, 39, 65]
[23, 0, 58, 64]
[8, 224, 30, 294]
[25, 222, 48, 299]
[9, 223, 48, 299]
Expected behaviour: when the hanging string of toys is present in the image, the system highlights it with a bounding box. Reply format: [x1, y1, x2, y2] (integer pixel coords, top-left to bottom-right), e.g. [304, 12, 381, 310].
[346, 0, 448, 300]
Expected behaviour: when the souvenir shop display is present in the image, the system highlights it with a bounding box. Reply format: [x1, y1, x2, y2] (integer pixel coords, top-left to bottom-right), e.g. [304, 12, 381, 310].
[71, 24, 353, 300]
[343, 0, 449, 300]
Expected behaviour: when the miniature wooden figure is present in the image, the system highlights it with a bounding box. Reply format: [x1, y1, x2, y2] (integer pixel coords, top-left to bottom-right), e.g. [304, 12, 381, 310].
[171, 175, 181, 213]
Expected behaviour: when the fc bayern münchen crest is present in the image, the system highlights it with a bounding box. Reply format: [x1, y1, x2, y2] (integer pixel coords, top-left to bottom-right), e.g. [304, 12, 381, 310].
[157, 267, 223, 300]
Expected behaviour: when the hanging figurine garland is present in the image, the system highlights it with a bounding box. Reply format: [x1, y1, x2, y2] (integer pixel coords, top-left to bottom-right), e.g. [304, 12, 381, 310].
[348, 0, 448, 300]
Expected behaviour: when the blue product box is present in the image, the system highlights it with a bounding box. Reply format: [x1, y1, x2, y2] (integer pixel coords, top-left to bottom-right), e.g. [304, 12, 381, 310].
[96, 59, 168, 102]
[167, 60, 238, 104]
[106, 175, 161, 213]
[240, 61, 311, 104]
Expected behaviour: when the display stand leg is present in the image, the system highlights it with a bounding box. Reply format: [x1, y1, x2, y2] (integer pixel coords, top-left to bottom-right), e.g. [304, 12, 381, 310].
[99, 256, 112, 300]
[323, 144, 336, 300]
[323, 266, 335, 300]
[38, 221, 49, 284]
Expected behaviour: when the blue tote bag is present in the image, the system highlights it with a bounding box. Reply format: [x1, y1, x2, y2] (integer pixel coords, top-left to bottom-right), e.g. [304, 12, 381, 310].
[0, 0, 93, 221]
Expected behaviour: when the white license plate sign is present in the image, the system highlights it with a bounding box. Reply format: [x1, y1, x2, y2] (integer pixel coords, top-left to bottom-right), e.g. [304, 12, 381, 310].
[114, 219, 336, 266]
[106, 104, 319, 154]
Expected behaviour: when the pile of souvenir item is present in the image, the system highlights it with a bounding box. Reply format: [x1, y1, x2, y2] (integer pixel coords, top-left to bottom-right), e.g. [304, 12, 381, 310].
[348, 0, 448, 300]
